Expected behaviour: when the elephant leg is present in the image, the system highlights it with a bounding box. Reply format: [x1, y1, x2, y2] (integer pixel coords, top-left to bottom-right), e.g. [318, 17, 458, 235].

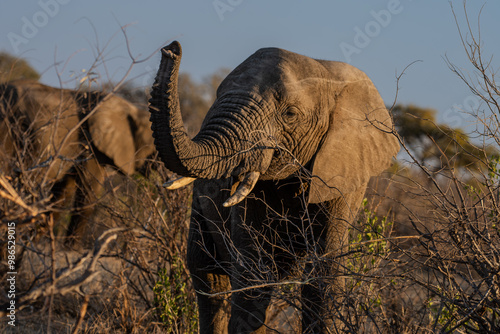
[300, 217, 332, 333]
[228, 283, 272, 334]
[227, 231, 273, 332]
[301, 250, 348, 334]
[302, 192, 366, 333]
[51, 173, 77, 237]
[187, 218, 231, 334]
[66, 158, 106, 245]
[301, 262, 336, 333]
[228, 247, 298, 333]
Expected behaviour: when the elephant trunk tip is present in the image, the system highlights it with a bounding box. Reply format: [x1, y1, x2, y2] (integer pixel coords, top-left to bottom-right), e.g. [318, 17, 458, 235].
[161, 41, 182, 59]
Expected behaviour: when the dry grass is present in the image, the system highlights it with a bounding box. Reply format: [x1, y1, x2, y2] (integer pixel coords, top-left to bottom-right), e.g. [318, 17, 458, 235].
[0, 160, 194, 333]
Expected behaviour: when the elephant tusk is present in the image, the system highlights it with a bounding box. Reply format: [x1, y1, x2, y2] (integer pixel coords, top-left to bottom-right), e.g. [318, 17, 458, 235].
[223, 171, 260, 207]
[163, 176, 196, 189]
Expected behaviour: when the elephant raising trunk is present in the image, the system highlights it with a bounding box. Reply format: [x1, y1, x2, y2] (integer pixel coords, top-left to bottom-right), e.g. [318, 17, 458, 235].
[149, 41, 399, 333]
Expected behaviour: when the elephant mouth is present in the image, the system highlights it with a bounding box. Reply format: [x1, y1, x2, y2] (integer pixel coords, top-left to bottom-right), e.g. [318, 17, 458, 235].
[164, 145, 275, 207]
[164, 171, 261, 207]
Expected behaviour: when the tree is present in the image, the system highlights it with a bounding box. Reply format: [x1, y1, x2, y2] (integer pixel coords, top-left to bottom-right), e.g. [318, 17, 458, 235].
[392, 104, 497, 172]
[0, 52, 40, 82]
[178, 68, 230, 136]
[177, 72, 211, 136]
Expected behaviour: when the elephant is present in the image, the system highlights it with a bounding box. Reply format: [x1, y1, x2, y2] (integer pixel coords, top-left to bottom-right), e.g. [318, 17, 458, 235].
[148, 41, 400, 333]
[0, 80, 155, 240]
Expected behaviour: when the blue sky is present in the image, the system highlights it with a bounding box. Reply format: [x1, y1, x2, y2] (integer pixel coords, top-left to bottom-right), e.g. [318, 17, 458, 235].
[1, 1, 499, 129]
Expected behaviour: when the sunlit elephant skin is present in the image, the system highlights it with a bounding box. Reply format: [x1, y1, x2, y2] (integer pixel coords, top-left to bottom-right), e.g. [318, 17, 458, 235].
[149, 41, 400, 333]
[0, 80, 155, 239]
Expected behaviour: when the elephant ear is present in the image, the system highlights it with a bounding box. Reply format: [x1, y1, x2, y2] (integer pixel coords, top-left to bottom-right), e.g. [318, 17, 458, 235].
[87, 95, 136, 175]
[308, 77, 399, 203]
[128, 108, 155, 170]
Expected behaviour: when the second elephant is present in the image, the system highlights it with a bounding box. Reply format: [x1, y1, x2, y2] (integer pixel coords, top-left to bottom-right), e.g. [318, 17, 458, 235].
[0, 80, 155, 240]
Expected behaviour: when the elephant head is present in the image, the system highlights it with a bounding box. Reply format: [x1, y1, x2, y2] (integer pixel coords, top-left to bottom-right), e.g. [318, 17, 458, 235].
[149, 41, 399, 204]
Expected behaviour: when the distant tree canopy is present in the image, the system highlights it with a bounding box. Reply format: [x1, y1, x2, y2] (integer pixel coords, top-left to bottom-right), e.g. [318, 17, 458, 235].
[0, 52, 40, 82]
[392, 104, 497, 172]
[178, 68, 230, 135]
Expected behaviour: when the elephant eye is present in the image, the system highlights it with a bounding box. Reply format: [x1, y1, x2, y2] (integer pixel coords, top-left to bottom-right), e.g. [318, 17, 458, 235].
[283, 106, 300, 121]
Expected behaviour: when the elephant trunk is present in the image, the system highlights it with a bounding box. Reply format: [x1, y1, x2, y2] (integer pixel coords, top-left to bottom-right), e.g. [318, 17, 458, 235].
[149, 42, 222, 179]
[149, 41, 274, 207]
